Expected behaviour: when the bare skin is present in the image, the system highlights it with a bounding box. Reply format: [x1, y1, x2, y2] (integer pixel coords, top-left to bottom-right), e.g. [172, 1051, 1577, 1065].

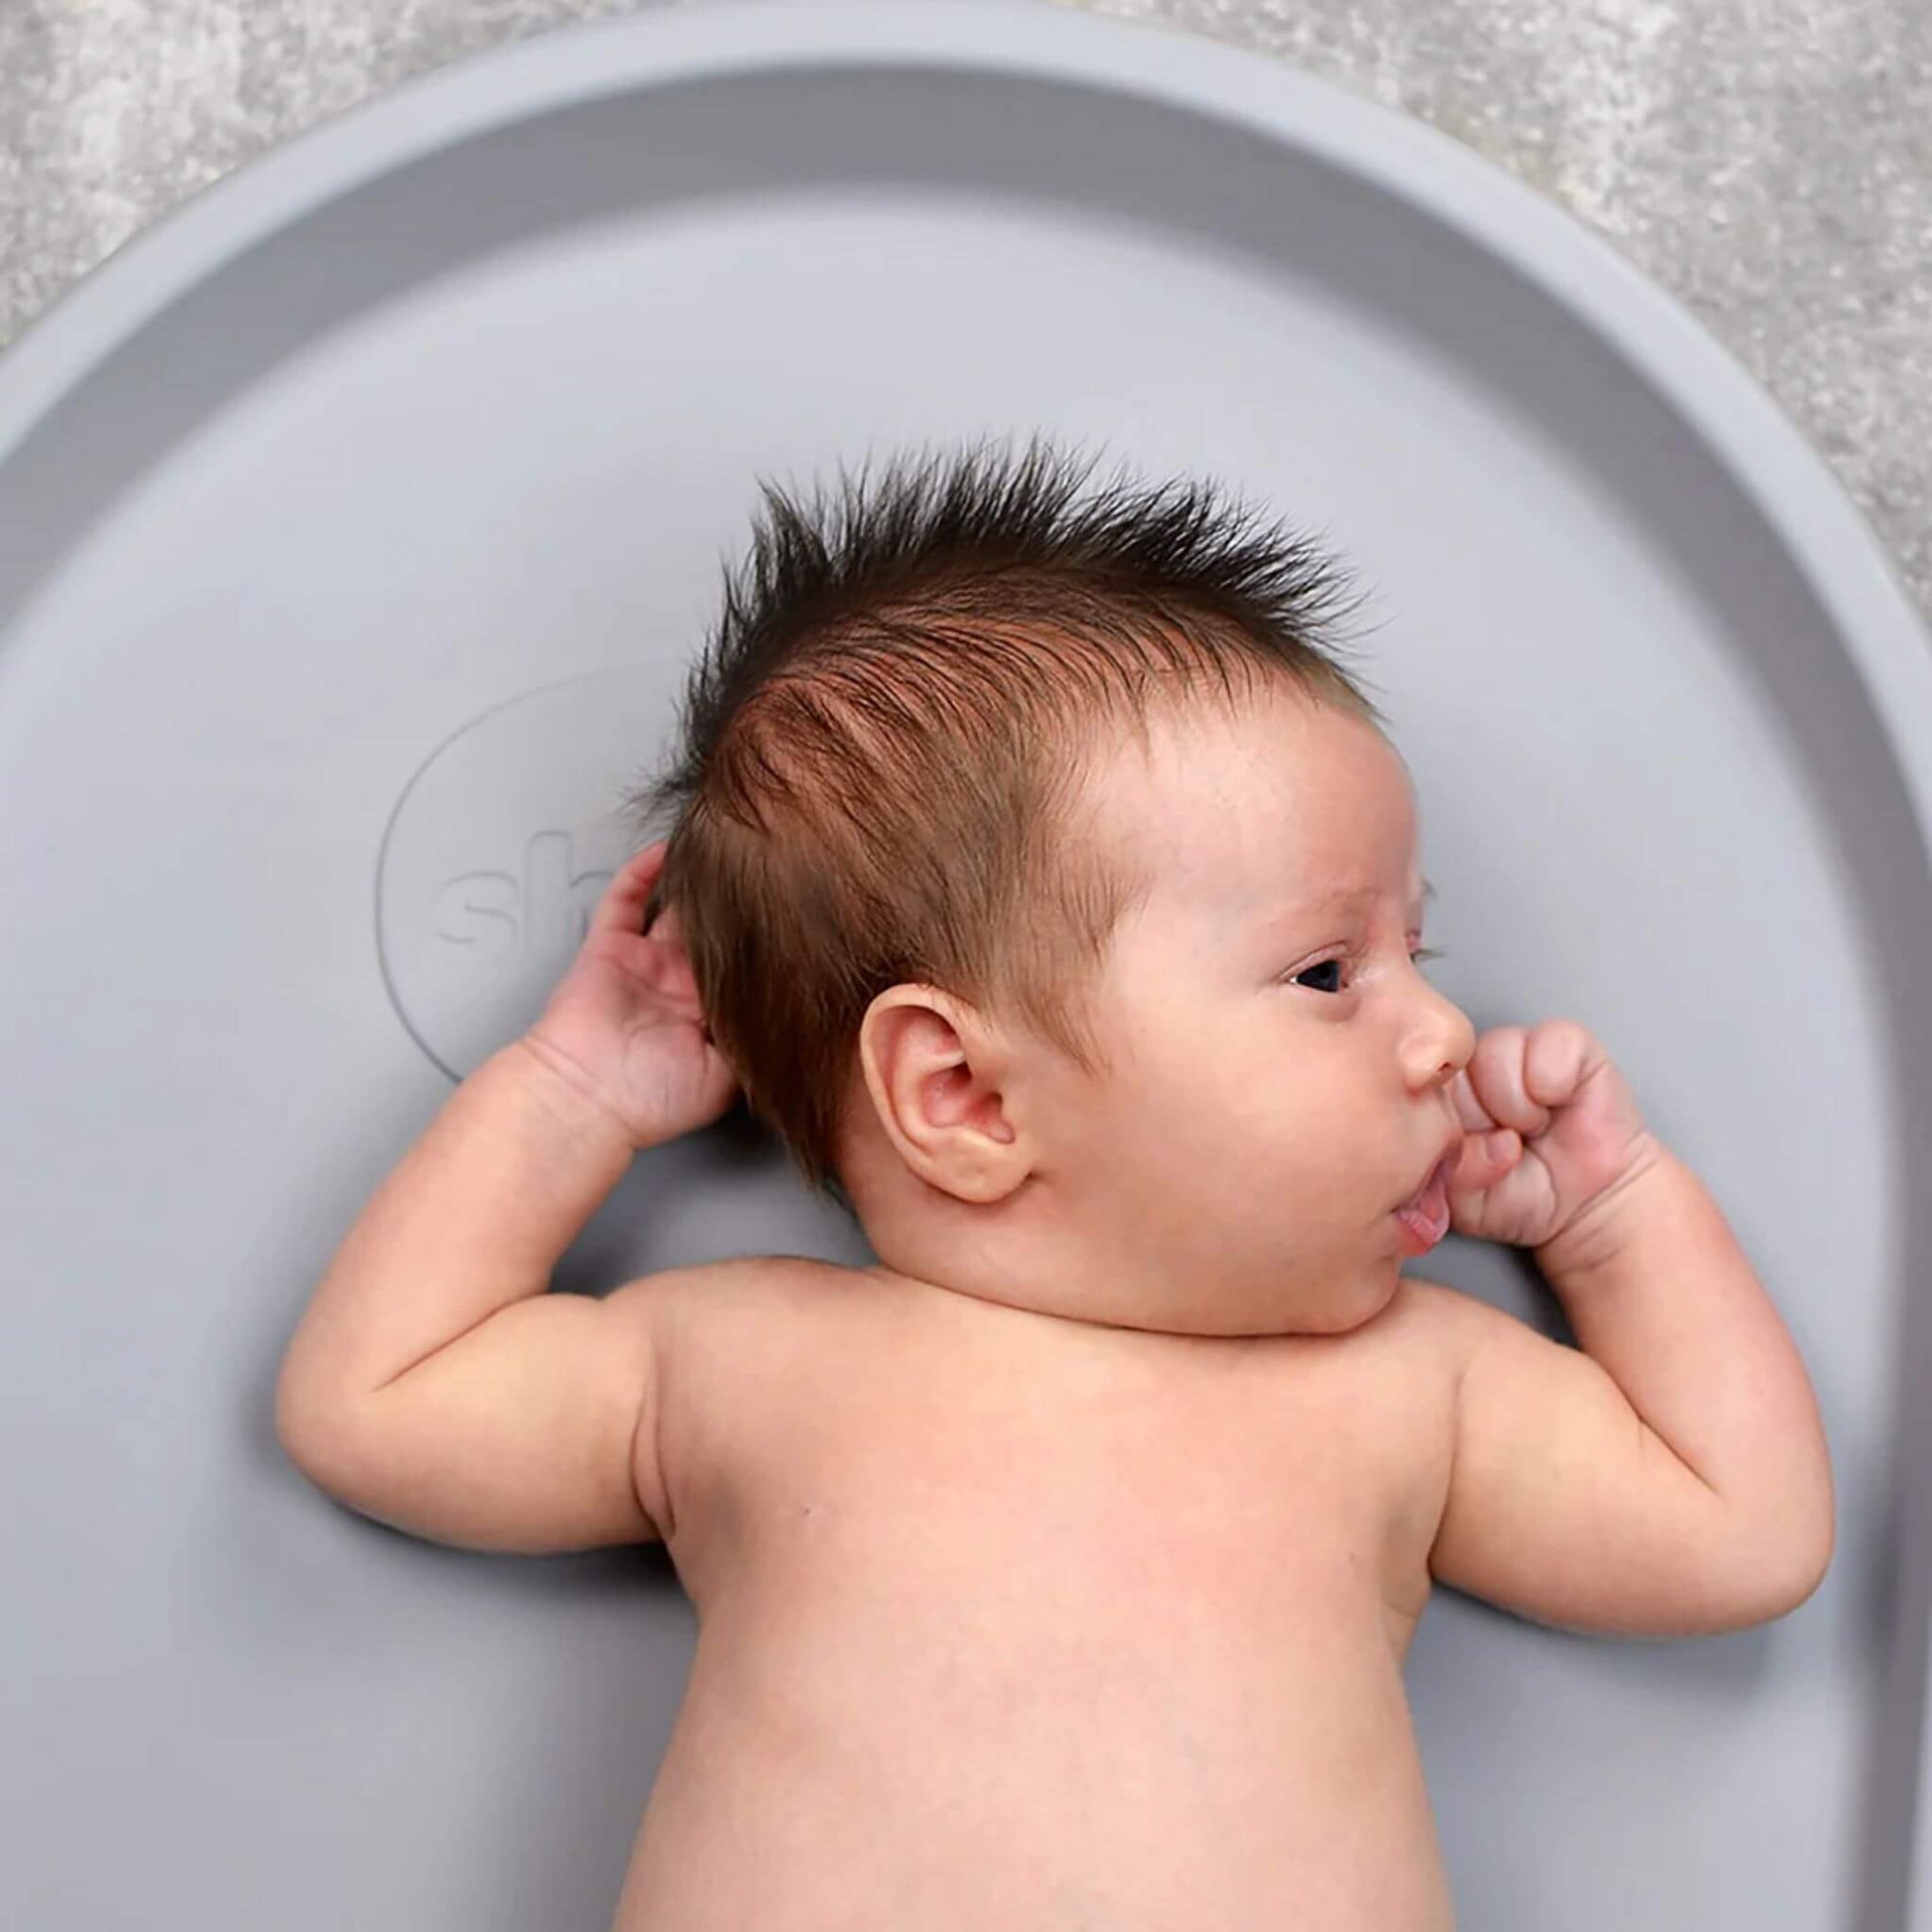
[606, 690, 1470, 1927]
[278, 681, 1832, 1928]
[608, 1257, 1460, 1931]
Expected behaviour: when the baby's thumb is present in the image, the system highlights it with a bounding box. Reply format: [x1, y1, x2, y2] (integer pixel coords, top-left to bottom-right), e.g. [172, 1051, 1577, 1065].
[1463, 1127, 1521, 1185]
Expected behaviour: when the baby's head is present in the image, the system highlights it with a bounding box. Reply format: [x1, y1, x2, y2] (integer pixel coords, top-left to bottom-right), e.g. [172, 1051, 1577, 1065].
[622, 432, 1475, 1338]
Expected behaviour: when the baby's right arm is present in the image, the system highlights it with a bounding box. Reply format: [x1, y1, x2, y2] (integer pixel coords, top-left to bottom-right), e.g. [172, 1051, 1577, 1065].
[273, 1041, 691, 1558]
[1413, 1148, 1834, 1637]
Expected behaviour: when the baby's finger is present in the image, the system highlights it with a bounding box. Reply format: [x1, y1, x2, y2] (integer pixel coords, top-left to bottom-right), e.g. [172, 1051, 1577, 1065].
[1454, 1124, 1521, 1190]
[1449, 1067, 1497, 1134]
[1465, 1026, 1553, 1139]
[1523, 1019, 1598, 1111]
[590, 843, 668, 939]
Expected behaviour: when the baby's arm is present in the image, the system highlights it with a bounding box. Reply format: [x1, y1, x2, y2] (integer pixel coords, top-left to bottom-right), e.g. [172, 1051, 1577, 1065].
[274, 1042, 677, 1553]
[1419, 1147, 1835, 1636]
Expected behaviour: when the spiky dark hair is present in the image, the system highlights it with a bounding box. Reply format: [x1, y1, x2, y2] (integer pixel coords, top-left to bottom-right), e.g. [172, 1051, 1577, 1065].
[620, 429, 1383, 1219]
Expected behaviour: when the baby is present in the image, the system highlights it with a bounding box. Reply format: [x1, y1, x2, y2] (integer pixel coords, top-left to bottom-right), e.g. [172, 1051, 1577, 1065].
[274, 433, 1835, 1930]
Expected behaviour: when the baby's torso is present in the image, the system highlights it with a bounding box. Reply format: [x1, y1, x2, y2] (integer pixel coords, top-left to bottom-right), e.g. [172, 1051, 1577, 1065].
[612, 1263, 1459, 1931]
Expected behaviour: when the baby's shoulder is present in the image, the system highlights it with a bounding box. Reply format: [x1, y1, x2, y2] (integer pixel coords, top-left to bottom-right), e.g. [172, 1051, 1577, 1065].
[643, 1251, 847, 1338]
[1372, 1274, 1492, 1390]
[1337, 1277, 1473, 1597]
[1381, 1271, 1464, 1335]
[1382, 1272, 1520, 1370]
[1310, 1275, 1469, 1476]
[642, 1251, 868, 1394]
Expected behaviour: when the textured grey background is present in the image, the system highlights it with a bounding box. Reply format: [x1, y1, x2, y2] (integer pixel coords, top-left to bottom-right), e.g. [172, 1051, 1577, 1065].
[0, 0, 1928, 620]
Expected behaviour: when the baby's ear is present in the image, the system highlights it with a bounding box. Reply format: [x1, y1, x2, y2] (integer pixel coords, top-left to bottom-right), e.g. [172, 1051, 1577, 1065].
[858, 986, 1029, 1205]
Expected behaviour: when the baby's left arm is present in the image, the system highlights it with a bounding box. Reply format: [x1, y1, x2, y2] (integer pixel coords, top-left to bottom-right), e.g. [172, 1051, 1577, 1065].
[1421, 1023, 1835, 1637]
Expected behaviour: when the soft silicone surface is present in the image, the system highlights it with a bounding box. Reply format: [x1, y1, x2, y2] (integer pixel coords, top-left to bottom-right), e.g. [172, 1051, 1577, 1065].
[2, 5, 1929, 1926]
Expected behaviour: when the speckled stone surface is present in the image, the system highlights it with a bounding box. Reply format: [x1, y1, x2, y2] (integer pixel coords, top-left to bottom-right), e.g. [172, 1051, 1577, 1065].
[2, 0, 1928, 616]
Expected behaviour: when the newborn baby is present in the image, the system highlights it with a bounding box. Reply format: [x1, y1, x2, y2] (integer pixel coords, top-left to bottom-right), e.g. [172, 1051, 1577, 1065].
[274, 436, 1835, 1930]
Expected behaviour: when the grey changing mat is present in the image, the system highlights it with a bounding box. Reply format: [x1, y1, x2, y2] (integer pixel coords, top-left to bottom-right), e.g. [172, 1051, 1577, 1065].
[2, 4, 1930, 1927]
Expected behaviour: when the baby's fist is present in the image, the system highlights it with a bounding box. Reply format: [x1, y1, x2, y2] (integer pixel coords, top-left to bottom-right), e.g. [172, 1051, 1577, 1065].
[1446, 1020, 1659, 1253]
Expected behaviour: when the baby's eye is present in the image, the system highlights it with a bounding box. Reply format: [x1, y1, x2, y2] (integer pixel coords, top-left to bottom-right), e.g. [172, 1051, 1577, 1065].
[1292, 958, 1348, 995]
[1289, 945, 1444, 996]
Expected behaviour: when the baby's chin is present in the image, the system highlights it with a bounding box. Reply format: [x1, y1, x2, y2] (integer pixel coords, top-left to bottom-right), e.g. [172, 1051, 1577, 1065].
[857, 1228, 1408, 1340]
[1310, 1277, 1409, 1337]
[1205, 1244, 1406, 1336]
[1110, 1271, 1408, 1343]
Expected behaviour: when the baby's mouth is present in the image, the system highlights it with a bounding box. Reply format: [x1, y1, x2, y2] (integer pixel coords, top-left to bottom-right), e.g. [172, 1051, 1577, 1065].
[1394, 1140, 1462, 1226]
[1399, 1142, 1459, 1213]
[1392, 1150, 1457, 1254]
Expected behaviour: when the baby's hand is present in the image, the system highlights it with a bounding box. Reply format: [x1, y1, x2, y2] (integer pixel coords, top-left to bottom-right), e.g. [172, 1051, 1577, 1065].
[521, 841, 740, 1151]
[1446, 1021, 1661, 1255]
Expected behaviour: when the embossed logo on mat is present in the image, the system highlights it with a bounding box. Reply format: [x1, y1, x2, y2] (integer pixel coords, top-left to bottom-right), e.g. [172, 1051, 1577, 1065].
[375, 665, 678, 1081]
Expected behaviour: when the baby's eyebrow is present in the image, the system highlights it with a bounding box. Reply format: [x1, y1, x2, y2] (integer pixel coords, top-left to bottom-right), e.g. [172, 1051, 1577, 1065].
[1251, 877, 1434, 926]
[1317, 876, 1436, 907]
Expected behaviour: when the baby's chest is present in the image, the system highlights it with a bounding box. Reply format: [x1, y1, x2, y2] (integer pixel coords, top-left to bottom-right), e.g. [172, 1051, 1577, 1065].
[673, 1402, 1433, 1858]
[671, 1321, 1446, 1669]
